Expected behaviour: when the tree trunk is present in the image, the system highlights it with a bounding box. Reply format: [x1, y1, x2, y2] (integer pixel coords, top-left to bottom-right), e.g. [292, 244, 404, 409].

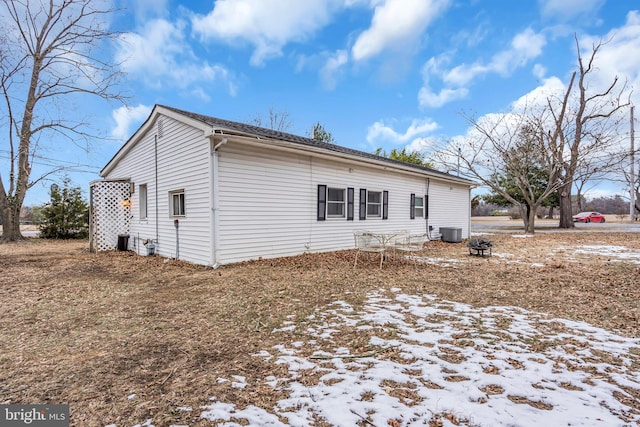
[0, 205, 24, 242]
[576, 191, 584, 212]
[546, 206, 554, 219]
[558, 184, 575, 228]
[519, 205, 530, 232]
[525, 205, 537, 234]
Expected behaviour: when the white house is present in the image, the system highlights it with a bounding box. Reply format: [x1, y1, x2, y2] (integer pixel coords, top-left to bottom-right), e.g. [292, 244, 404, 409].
[91, 105, 474, 267]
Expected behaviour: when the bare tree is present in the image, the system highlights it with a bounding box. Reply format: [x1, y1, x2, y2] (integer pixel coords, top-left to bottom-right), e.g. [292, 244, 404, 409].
[249, 107, 293, 132]
[548, 37, 630, 228]
[0, 0, 124, 241]
[433, 36, 630, 233]
[434, 112, 560, 233]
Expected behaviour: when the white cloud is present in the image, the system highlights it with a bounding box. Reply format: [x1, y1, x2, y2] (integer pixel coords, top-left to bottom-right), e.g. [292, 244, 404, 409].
[351, 0, 451, 62]
[115, 19, 237, 95]
[366, 118, 439, 147]
[320, 50, 349, 91]
[116, 19, 185, 81]
[418, 86, 468, 108]
[538, 0, 605, 21]
[444, 28, 546, 86]
[510, 76, 565, 112]
[418, 28, 546, 108]
[578, 11, 640, 106]
[130, 0, 169, 22]
[406, 135, 441, 154]
[191, 0, 339, 66]
[417, 53, 468, 107]
[533, 63, 547, 79]
[111, 104, 152, 141]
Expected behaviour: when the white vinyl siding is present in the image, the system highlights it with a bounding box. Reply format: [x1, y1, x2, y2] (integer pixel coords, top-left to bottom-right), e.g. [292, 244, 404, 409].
[216, 144, 313, 264]
[215, 145, 443, 265]
[428, 181, 470, 237]
[102, 107, 472, 267]
[104, 114, 212, 265]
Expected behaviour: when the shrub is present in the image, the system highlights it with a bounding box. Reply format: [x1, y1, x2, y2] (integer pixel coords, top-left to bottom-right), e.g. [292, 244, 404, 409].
[38, 178, 89, 239]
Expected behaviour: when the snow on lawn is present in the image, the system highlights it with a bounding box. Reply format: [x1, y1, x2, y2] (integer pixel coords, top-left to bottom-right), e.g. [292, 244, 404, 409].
[197, 290, 640, 427]
[571, 245, 640, 264]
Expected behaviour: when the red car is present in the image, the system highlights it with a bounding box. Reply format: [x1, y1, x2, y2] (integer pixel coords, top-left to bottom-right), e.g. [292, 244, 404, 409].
[573, 212, 606, 223]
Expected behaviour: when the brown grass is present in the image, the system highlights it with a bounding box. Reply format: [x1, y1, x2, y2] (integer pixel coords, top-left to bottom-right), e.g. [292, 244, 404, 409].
[0, 232, 639, 426]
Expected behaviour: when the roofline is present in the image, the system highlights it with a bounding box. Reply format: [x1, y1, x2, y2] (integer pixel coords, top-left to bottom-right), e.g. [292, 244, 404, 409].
[101, 105, 214, 177]
[214, 130, 474, 186]
[101, 104, 475, 186]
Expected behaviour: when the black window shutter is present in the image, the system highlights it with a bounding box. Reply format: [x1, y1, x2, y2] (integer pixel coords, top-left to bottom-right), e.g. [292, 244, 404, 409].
[347, 187, 354, 221]
[383, 191, 389, 220]
[425, 194, 429, 218]
[359, 189, 367, 220]
[317, 185, 326, 221]
[410, 193, 416, 219]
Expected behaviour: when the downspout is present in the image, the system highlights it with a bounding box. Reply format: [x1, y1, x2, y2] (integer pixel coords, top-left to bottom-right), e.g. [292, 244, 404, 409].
[210, 133, 227, 268]
[155, 135, 159, 243]
[425, 178, 430, 236]
[468, 186, 472, 239]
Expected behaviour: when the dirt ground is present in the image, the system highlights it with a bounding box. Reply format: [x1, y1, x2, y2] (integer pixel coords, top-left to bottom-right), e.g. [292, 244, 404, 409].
[0, 233, 638, 426]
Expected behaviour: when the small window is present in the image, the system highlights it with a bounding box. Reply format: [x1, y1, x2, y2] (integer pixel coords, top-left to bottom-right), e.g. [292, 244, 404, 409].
[327, 187, 345, 218]
[139, 184, 148, 220]
[367, 191, 382, 218]
[169, 189, 185, 217]
[415, 196, 424, 218]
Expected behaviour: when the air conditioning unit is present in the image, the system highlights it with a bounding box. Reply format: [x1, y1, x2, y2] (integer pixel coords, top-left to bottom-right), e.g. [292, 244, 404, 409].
[439, 227, 462, 243]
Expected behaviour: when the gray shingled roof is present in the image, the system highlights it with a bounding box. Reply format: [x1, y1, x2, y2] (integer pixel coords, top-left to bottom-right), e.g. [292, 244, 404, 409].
[159, 104, 473, 183]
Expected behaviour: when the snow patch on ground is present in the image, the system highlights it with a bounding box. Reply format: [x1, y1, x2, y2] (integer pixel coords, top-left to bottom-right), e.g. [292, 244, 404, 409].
[572, 245, 640, 264]
[197, 292, 640, 427]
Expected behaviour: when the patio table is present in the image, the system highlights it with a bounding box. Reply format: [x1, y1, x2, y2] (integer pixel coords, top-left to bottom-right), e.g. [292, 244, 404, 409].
[353, 230, 409, 268]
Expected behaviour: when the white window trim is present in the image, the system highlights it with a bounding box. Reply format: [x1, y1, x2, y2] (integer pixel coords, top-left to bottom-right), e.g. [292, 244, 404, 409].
[139, 184, 148, 220]
[366, 190, 382, 218]
[327, 187, 346, 219]
[415, 195, 424, 218]
[169, 189, 185, 217]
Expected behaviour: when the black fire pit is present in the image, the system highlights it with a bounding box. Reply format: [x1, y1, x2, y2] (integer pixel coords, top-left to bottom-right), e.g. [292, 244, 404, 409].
[467, 238, 493, 257]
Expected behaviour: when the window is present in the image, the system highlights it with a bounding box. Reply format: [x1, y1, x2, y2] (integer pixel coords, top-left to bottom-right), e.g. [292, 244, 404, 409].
[139, 184, 148, 220]
[411, 194, 427, 219]
[415, 196, 424, 218]
[317, 185, 354, 221]
[169, 190, 185, 217]
[367, 191, 382, 217]
[359, 189, 388, 220]
[327, 187, 346, 218]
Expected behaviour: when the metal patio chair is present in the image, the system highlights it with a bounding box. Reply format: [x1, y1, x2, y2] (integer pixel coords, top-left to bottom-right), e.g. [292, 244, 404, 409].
[392, 233, 429, 265]
[353, 231, 386, 268]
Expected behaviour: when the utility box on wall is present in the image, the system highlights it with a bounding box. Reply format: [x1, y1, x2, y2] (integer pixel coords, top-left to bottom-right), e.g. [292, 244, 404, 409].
[440, 227, 462, 243]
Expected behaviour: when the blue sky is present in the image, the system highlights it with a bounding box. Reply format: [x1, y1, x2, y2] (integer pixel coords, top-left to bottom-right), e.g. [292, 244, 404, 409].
[12, 0, 640, 205]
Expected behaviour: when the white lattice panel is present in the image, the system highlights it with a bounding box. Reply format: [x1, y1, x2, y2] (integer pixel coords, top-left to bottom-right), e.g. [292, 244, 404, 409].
[90, 180, 131, 251]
